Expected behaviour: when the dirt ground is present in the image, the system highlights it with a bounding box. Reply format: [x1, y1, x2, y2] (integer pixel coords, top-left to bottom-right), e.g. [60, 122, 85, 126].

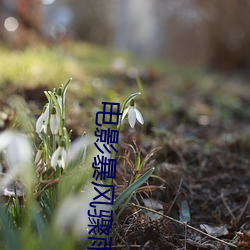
[1, 68, 250, 250]
[111, 72, 250, 249]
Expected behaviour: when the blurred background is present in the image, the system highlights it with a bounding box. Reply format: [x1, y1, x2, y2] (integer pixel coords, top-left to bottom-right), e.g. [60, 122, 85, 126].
[1, 0, 250, 72]
[1, 2, 250, 249]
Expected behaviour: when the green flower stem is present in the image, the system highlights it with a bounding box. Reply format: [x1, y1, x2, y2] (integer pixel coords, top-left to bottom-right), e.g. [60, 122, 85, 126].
[61, 78, 72, 126]
[107, 92, 141, 185]
[52, 134, 56, 152]
[44, 95, 53, 164]
[111, 92, 141, 161]
[63, 127, 70, 150]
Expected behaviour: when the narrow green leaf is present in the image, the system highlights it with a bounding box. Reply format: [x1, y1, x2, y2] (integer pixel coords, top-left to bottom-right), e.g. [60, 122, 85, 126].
[179, 199, 191, 222]
[113, 192, 133, 224]
[113, 167, 154, 211]
[32, 210, 45, 237]
[62, 78, 72, 97]
[135, 152, 141, 173]
[0, 208, 21, 250]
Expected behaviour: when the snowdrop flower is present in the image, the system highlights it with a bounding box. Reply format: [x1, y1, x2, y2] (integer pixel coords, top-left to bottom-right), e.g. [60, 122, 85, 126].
[51, 142, 67, 169]
[36, 103, 50, 133]
[50, 106, 59, 135]
[35, 144, 43, 164]
[0, 130, 33, 190]
[54, 185, 111, 240]
[122, 99, 144, 128]
[56, 87, 63, 111]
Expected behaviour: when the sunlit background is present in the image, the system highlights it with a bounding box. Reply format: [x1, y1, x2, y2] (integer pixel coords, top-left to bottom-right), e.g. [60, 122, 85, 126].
[1, 0, 250, 72]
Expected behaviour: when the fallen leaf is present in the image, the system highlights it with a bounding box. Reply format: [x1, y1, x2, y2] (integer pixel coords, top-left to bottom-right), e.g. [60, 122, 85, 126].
[237, 231, 250, 248]
[179, 199, 191, 222]
[200, 224, 229, 237]
[142, 198, 163, 210]
[142, 198, 164, 221]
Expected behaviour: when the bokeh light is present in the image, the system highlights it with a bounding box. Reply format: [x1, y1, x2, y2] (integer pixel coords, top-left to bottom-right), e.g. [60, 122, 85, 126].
[41, 0, 55, 5]
[50, 24, 67, 40]
[4, 17, 19, 32]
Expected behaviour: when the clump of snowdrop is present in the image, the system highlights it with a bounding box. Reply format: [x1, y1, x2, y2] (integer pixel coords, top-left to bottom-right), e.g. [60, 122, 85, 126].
[34, 80, 73, 198]
[0, 78, 149, 249]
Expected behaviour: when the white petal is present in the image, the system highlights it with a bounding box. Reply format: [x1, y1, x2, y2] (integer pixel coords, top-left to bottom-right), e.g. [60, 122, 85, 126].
[36, 113, 45, 133]
[128, 107, 136, 128]
[41, 122, 47, 133]
[35, 150, 42, 164]
[60, 148, 67, 169]
[0, 130, 13, 151]
[50, 114, 59, 135]
[68, 136, 89, 163]
[57, 96, 63, 111]
[122, 107, 129, 120]
[44, 104, 50, 119]
[55, 186, 97, 239]
[6, 133, 32, 170]
[51, 147, 61, 168]
[135, 109, 144, 125]
[61, 148, 67, 161]
[0, 131, 33, 191]
[37, 104, 50, 133]
[58, 159, 64, 169]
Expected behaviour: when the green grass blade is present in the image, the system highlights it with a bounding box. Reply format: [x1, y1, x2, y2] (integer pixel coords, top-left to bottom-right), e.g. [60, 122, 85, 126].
[0, 208, 21, 250]
[113, 192, 133, 224]
[113, 167, 154, 211]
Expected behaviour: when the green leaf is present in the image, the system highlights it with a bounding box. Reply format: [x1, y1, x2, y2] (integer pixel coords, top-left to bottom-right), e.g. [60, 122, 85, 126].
[0, 208, 21, 250]
[113, 192, 133, 224]
[32, 209, 46, 237]
[179, 199, 191, 222]
[113, 167, 154, 211]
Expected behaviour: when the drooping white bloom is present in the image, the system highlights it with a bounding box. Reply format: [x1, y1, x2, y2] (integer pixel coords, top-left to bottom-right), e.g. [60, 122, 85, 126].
[36, 103, 50, 133]
[0, 130, 33, 190]
[51, 145, 67, 169]
[50, 106, 59, 135]
[54, 185, 111, 240]
[35, 144, 43, 164]
[122, 99, 144, 128]
[57, 95, 63, 112]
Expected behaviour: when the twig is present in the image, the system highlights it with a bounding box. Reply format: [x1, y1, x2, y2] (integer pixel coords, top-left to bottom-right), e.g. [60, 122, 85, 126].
[129, 203, 237, 249]
[221, 190, 236, 221]
[233, 192, 250, 227]
[184, 221, 187, 250]
[112, 244, 141, 248]
[166, 178, 183, 215]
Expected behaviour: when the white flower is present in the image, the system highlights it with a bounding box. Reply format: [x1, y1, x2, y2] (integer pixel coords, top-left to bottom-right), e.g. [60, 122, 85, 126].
[0, 130, 33, 190]
[51, 145, 67, 169]
[122, 100, 144, 128]
[35, 144, 43, 164]
[50, 106, 59, 135]
[35, 149, 42, 164]
[57, 95, 63, 112]
[36, 104, 49, 133]
[54, 185, 111, 240]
